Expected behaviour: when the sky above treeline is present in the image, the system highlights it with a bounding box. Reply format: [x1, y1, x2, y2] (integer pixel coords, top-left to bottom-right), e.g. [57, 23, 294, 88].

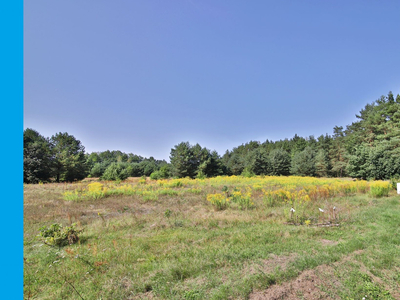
[24, 1, 400, 161]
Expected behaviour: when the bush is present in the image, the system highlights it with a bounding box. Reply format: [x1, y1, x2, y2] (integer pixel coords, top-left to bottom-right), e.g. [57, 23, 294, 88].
[150, 165, 171, 180]
[150, 171, 161, 180]
[90, 163, 107, 178]
[390, 176, 400, 190]
[196, 170, 206, 179]
[241, 168, 255, 178]
[101, 163, 129, 181]
[37, 223, 81, 247]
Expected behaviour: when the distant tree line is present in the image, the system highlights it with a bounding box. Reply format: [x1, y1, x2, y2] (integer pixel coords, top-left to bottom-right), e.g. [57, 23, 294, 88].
[23, 130, 167, 183]
[24, 90, 400, 183]
[86, 150, 167, 180]
[218, 91, 400, 180]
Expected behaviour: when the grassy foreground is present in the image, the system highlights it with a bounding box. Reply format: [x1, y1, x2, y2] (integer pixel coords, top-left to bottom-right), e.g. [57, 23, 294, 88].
[24, 176, 400, 299]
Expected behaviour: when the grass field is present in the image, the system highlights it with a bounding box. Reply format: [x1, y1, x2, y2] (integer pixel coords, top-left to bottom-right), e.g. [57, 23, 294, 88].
[24, 176, 400, 299]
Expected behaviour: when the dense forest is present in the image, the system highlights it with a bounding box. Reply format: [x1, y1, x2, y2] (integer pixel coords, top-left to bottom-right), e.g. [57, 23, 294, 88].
[24, 91, 400, 183]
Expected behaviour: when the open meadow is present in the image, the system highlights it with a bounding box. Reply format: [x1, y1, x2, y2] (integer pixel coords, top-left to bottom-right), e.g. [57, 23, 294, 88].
[24, 176, 400, 299]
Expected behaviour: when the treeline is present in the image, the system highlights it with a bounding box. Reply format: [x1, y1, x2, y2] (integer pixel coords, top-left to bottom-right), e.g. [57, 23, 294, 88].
[24, 90, 400, 183]
[23, 130, 167, 183]
[86, 151, 167, 179]
[220, 91, 400, 180]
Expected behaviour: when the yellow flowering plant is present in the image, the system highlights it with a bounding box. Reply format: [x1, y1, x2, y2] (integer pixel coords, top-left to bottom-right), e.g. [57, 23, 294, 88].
[369, 181, 391, 197]
[207, 193, 229, 211]
[230, 187, 254, 210]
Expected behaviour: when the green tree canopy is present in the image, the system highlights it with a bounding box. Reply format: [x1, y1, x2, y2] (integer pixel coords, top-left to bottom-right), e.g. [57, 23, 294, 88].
[23, 128, 53, 183]
[248, 148, 270, 175]
[51, 132, 87, 182]
[269, 148, 291, 176]
[101, 162, 129, 181]
[290, 147, 316, 176]
[170, 142, 198, 178]
[314, 149, 329, 177]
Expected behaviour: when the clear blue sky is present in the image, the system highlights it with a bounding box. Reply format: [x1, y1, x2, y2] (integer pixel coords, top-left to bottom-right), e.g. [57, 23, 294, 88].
[24, 1, 400, 161]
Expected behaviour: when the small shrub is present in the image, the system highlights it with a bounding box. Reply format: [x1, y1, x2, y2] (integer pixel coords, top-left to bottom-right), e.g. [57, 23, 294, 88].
[158, 165, 171, 179]
[196, 170, 206, 179]
[37, 223, 81, 247]
[390, 176, 400, 190]
[207, 193, 229, 210]
[241, 168, 255, 178]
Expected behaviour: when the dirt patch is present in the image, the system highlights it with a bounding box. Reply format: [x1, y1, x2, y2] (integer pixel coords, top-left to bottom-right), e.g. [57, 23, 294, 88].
[246, 254, 298, 275]
[320, 239, 339, 246]
[184, 275, 207, 287]
[352, 249, 364, 255]
[250, 265, 338, 300]
[128, 291, 154, 299]
[249, 249, 400, 300]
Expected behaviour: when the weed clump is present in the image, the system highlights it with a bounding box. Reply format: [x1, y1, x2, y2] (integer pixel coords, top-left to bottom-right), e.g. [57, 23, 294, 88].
[37, 223, 81, 247]
[230, 188, 254, 210]
[207, 193, 229, 210]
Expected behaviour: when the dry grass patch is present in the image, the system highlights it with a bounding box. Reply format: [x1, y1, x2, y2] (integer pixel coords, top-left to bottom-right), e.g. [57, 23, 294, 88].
[250, 266, 336, 300]
[245, 253, 298, 276]
[320, 239, 339, 246]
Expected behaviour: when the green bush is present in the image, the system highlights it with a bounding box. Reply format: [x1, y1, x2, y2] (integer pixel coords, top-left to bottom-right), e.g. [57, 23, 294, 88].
[101, 163, 129, 181]
[150, 165, 171, 180]
[196, 170, 206, 179]
[241, 168, 255, 178]
[37, 223, 81, 247]
[150, 171, 161, 180]
[390, 176, 400, 190]
[90, 162, 107, 177]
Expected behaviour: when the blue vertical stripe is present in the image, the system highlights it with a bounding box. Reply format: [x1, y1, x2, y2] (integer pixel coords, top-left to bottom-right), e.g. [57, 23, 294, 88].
[0, 0, 23, 297]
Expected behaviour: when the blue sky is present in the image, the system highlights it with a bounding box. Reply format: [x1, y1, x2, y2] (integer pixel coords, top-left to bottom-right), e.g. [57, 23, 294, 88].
[24, 1, 400, 160]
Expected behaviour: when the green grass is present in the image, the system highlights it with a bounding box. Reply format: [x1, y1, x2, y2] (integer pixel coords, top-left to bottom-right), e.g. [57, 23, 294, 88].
[24, 181, 400, 299]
